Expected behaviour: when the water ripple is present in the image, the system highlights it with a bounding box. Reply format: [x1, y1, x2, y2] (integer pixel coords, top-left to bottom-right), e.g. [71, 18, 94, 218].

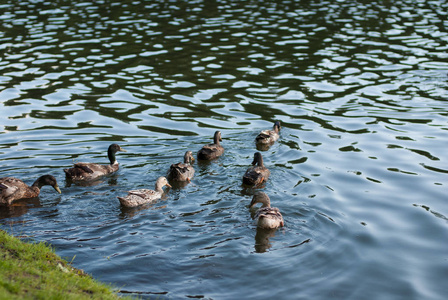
[1, 0, 448, 299]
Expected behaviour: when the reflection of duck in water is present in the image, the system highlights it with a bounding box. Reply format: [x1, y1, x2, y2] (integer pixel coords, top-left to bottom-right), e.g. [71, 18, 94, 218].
[242, 152, 270, 187]
[65, 174, 119, 188]
[249, 192, 284, 229]
[0, 175, 61, 205]
[167, 151, 195, 183]
[0, 197, 43, 219]
[197, 131, 224, 161]
[254, 228, 278, 253]
[255, 121, 281, 146]
[64, 144, 126, 181]
[119, 202, 168, 219]
[118, 177, 171, 208]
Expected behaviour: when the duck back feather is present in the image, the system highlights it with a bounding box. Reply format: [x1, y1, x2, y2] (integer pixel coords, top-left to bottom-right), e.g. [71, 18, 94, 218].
[197, 131, 224, 160]
[0, 175, 61, 205]
[167, 151, 195, 182]
[118, 177, 171, 208]
[64, 144, 126, 181]
[242, 152, 270, 187]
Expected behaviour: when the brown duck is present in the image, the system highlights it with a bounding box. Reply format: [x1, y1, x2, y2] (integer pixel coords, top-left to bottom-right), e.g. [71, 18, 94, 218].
[118, 176, 171, 208]
[167, 151, 195, 182]
[249, 192, 284, 229]
[255, 121, 281, 145]
[0, 175, 61, 205]
[242, 152, 270, 187]
[197, 131, 224, 160]
[64, 144, 126, 181]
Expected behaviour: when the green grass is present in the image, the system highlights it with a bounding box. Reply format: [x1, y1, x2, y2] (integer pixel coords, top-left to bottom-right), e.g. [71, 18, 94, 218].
[0, 230, 129, 300]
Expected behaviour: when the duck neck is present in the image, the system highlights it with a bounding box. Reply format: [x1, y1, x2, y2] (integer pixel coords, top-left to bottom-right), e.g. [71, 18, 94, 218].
[31, 177, 45, 191]
[154, 181, 164, 193]
[108, 148, 118, 165]
[213, 133, 221, 145]
[184, 153, 192, 164]
[273, 124, 280, 133]
[260, 201, 270, 208]
[256, 155, 264, 167]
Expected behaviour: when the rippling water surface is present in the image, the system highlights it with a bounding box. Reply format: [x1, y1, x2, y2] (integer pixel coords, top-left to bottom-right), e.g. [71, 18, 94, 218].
[1, 0, 448, 299]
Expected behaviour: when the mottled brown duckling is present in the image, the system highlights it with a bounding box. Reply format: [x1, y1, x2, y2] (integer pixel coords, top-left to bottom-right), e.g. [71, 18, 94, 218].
[249, 192, 284, 229]
[255, 121, 281, 145]
[242, 152, 270, 187]
[64, 144, 126, 181]
[0, 175, 62, 205]
[197, 131, 224, 160]
[118, 176, 171, 208]
[167, 151, 195, 182]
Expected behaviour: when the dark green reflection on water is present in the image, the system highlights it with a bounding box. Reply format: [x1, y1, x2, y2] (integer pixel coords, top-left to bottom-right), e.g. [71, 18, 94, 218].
[1, 0, 448, 299]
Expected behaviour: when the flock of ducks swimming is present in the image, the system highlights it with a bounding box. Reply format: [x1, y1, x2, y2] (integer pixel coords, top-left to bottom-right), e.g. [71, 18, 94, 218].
[0, 121, 284, 229]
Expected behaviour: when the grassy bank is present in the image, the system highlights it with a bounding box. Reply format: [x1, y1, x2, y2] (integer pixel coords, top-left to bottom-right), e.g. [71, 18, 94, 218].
[0, 230, 126, 299]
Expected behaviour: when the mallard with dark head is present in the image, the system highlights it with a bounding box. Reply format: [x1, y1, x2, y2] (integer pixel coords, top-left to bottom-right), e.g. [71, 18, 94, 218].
[167, 151, 195, 182]
[249, 192, 284, 229]
[197, 131, 224, 160]
[242, 152, 270, 187]
[255, 121, 281, 145]
[0, 175, 61, 205]
[64, 144, 126, 181]
[118, 176, 171, 208]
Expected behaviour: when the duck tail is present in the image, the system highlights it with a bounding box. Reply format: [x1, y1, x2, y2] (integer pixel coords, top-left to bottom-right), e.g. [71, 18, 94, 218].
[117, 196, 127, 205]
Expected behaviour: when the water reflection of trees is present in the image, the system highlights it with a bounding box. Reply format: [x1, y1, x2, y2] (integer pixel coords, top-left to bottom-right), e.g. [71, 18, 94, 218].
[1, 0, 340, 134]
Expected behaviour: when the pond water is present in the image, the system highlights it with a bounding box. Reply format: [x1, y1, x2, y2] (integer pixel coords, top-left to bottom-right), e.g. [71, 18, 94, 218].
[1, 0, 448, 299]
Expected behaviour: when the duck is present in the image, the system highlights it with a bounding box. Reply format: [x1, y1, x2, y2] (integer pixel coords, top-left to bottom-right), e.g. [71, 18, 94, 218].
[167, 151, 195, 182]
[255, 121, 281, 145]
[0, 175, 62, 205]
[242, 152, 270, 187]
[118, 176, 171, 208]
[197, 131, 224, 160]
[64, 144, 126, 181]
[249, 192, 284, 229]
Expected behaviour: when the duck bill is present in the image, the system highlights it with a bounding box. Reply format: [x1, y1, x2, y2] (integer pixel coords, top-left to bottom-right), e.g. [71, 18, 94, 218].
[249, 198, 256, 208]
[54, 185, 62, 194]
[119, 146, 127, 152]
[166, 183, 172, 188]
